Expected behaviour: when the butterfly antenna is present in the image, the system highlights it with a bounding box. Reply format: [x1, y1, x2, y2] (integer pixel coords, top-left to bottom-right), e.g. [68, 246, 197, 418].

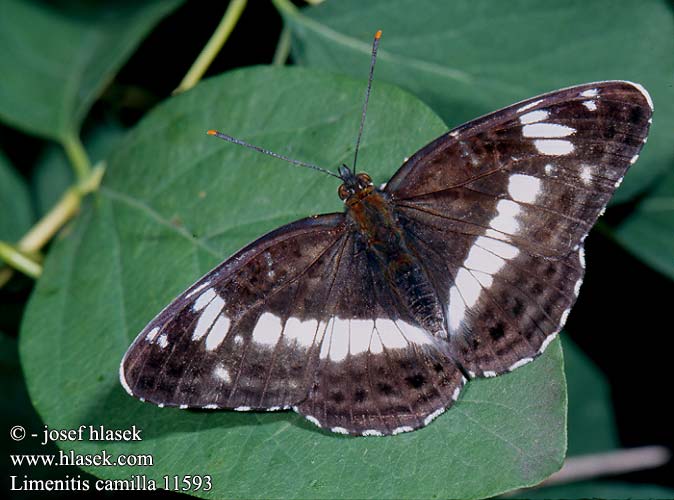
[207, 130, 341, 179]
[352, 29, 382, 171]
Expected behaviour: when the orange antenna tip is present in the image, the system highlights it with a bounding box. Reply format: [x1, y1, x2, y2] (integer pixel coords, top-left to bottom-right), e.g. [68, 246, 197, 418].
[207, 129, 218, 136]
[375, 30, 382, 40]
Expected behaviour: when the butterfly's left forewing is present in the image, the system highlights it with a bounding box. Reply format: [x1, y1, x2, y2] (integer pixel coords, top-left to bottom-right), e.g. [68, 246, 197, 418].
[121, 213, 349, 410]
[386, 81, 652, 377]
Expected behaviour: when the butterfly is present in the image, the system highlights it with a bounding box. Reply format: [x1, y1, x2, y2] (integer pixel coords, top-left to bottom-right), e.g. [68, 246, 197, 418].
[119, 33, 652, 437]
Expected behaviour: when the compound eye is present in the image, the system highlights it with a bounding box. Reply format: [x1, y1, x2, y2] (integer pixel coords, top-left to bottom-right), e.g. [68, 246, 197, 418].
[338, 184, 350, 200]
[356, 173, 372, 185]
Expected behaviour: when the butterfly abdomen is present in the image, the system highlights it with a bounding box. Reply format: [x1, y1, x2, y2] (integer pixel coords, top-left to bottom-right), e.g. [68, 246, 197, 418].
[347, 188, 447, 337]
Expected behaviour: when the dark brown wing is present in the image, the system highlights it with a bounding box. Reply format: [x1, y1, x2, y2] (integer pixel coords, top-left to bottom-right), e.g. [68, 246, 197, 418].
[120, 214, 348, 411]
[386, 81, 652, 377]
[120, 213, 465, 435]
[295, 231, 465, 436]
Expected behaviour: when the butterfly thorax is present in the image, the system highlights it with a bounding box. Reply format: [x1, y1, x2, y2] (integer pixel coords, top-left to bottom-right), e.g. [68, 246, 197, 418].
[343, 174, 447, 339]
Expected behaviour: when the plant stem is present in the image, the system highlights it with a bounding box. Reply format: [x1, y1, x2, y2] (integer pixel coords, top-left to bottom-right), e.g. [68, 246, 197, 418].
[0, 242, 41, 279]
[18, 188, 81, 254]
[173, 0, 247, 94]
[0, 164, 105, 285]
[62, 132, 92, 183]
[273, 25, 292, 66]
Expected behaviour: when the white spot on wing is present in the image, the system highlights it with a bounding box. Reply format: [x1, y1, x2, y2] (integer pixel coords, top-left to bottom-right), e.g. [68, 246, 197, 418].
[522, 123, 575, 138]
[205, 314, 231, 351]
[579, 246, 586, 268]
[539, 333, 558, 354]
[146, 326, 160, 342]
[448, 286, 466, 333]
[454, 268, 482, 308]
[464, 245, 505, 275]
[331, 427, 349, 435]
[319, 318, 334, 359]
[508, 174, 542, 203]
[234, 406, 251, 411]
[362, 429, 383, 437]
[517, 99, 543, 113]
[452, 386, 461, 401]
[490, 199, 521, 234]
[203, 404, 218, 409]
[179, 404, 188, 409]
[560, 308, 571, 327]
[369, 330, 384, 354]
[573, 278, 583, 296]
[157, 333, 168, 349]
[285, 317, 319, 348]
[395, 319, 434, 346]
[519, 110, 549, 124]
[186, 281, 210, 299]
[349, 319, 374, 356]
[423, 407, 445, 426]
[193, 293, 225, 340]
[329, 318, 350, 362]
[193, 288, 216, 311]
[509, 357, 533, 371]
[251, 312, 283, 347]
[213, 363, 231, 383]
[475, 236, 519, 260]
[483, 370, 497, 377]
[392, 426, 414, 435]
[630, 154, 639, 165]
[583, 100, 597, 111]
[534, 139, 575, 156]
[580, 88, 598, 98]
[119, 362, 133, 396]
[305, 415, 321, 427]
[375, 319, 408, 349]
[580, 164, 593, 185]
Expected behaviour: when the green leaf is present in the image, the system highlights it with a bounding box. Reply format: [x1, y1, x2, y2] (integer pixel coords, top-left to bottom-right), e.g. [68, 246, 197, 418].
[1, 332, 89, 486]
[275, 0, 674, 203]
[0, 149, 33, 241]
[20, 67, 566, 499]
[31, 120, 126, 216]
[520, 480, 674, 499]
[612, 166, 674, 280]
[563, 337, 619, 456]
[0, 0, 182, 141]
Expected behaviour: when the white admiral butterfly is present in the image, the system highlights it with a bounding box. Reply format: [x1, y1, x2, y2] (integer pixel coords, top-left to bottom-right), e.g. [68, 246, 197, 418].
[120, 32, 652, 436]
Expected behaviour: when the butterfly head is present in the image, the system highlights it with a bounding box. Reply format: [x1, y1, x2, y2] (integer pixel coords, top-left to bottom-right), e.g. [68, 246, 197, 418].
[337, 164, 374, 202]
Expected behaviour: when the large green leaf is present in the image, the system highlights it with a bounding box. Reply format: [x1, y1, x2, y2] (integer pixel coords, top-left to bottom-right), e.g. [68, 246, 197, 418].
[275, 0, 674, 204]
[1, 332, 91, 490]
[0, 0, 182, 141]
[20, 67, 566, 499]
[0, 149, 33, 241]
[613, 166, 674, 281]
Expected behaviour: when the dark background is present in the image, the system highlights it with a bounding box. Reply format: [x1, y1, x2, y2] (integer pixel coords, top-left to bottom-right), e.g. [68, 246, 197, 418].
[2, 1, 672, 498]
